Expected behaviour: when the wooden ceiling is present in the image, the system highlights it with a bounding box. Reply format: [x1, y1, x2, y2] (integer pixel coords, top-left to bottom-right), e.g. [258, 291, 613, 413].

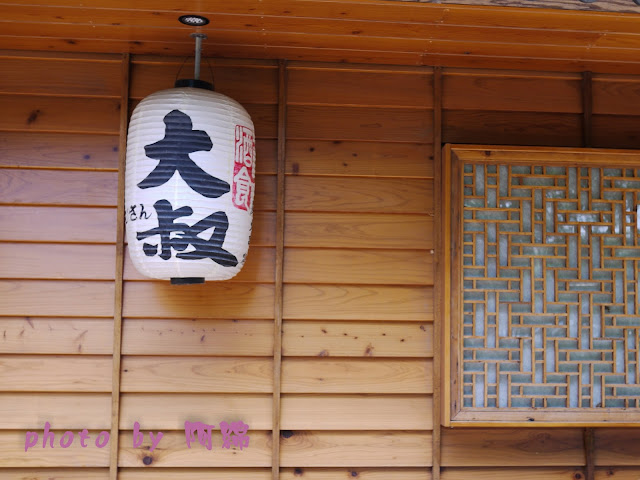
[4, 0, 640, 72]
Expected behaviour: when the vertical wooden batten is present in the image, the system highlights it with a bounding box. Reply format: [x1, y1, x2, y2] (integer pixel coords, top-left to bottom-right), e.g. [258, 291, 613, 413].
[110, 52, 130, 480]
[432, 66, 443, 480]
[272, 59, 288, 480]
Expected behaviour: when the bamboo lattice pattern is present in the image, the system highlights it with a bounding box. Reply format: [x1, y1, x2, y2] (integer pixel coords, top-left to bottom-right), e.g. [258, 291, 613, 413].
[461, 162, 640, 411]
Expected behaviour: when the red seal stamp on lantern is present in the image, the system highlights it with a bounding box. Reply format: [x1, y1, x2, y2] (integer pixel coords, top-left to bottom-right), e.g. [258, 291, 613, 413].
[232, 125, 256, 211]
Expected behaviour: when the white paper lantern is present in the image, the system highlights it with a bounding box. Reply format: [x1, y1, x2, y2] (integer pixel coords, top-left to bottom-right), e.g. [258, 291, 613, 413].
[125, 86, 255, 283]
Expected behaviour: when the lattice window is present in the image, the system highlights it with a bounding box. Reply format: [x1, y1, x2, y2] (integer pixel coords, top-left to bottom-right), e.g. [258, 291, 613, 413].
[442, 146, 640, 425]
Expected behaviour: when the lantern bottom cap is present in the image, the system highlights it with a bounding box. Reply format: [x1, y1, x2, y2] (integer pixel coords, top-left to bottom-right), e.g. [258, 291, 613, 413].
[170, 277, 206, 285]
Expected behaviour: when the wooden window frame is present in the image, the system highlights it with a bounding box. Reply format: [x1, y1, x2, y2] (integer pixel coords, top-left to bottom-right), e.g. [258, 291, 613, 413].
[441, 144, 640, 427]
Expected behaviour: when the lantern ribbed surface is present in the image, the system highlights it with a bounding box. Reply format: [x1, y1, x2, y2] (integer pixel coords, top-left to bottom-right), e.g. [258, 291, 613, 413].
[125, 87, 255, 281]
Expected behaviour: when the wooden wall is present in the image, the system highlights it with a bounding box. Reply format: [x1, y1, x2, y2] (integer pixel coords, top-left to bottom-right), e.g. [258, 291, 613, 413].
[0, 49, 639, 480]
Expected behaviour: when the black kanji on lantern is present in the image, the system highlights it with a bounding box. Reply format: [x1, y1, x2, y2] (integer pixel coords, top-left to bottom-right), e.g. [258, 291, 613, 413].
[138, 109, 230, 199]
[137, 199, 238, 267]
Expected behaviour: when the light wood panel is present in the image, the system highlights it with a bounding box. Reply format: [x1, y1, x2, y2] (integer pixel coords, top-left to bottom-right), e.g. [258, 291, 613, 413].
[119, 393, 271, 429]
[287, 106, 432, 142]
[287, 68, 433, 107]
[0, 132, 119, 169]
[282, 321, 433, 358]
[595, 468, 640, 480]
[121, 318, 274, 356]
[441, 429, 585, 466]
[285, 177, 433, 214]
[0, 56, 121, 97]
[0, 317, 113, 354]
[118, 431, 271, 467]
[0, 95, 120, 133]
[441, 468, 586, 480]
[284, 248, 433, 285]
[0, 431, 110, 467]
[119, 469, 270, 479]
[130, 63, 278, 104]
[0, 355, 112, 392]
[0, 243, 115, 280]
[0, 280, 115, 317]
[286, 140, 434, 178]
[283, 285, 433, 321]
[0, 206, 117, 243]
[122, 282, 275, 319]
[120, 356, 272, 392]
[0, 393, 110, 429]
[281, 395, 433, 429]
[281, 359, 432, 393]
[594, 429, 640, 466]
[0, 469, 109, 480]
[280, 431, 432, 467]
[280, 468, 432, 480]
[0, 169, 117, 206]
[443, 73, 581, 113]
[285, 213, 433, 249]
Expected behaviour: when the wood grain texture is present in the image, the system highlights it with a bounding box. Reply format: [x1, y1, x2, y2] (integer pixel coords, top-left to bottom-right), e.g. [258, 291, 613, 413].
[0, 56, 121, 97]
[288, 68, 433, 107]
[285, 177, 432, 214]
[280, 468, 432, 480]
[0, 393, 110, 429]
[119, 393, 271, 429]
[121, 318, 274, 356]
[124, 246, 275, 283]
[0, 169, 117, 206]
[443, 74, 581, 113]
[120, 356, 272, 393]
[0, 280, 115, 317]
[0, 431, 109, 467]
[118, 469, 270, 480]
[281, 359, 432, 393]
[441, 429, 585, 466]
[122, 282, 275, 319]
[0, 317, 113, 354]
[0, 132, 119, 169]
[0, 469, 109, 480]
[283, 285, 433, 321]
[595, 468, 640, 479]
[594, 429, 640, 466]
[443, 111, 582, 146]
[0, 355, 112, 392]
[286, 140, 434, 178]
[118, 430, 271, 467]
[282, 321, 433, 358]
[287, 106, 432, 142]
[0, 95, 120, 133]
[285, 213, 433, 249]
[281, 395, 433, 430]
[280, 431, 432, 467]
[130, 63, 278, 104]
[441, 468, 587, 480]
[0, 206, 117, 243]
[284, 248, 433, 285]
[593, 77, 640, 115]
[0, 243, 115, 280]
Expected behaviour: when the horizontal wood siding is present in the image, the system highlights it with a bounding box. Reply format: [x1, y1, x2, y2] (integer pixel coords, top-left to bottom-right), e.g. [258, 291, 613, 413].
[2, 49, 640, 479]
